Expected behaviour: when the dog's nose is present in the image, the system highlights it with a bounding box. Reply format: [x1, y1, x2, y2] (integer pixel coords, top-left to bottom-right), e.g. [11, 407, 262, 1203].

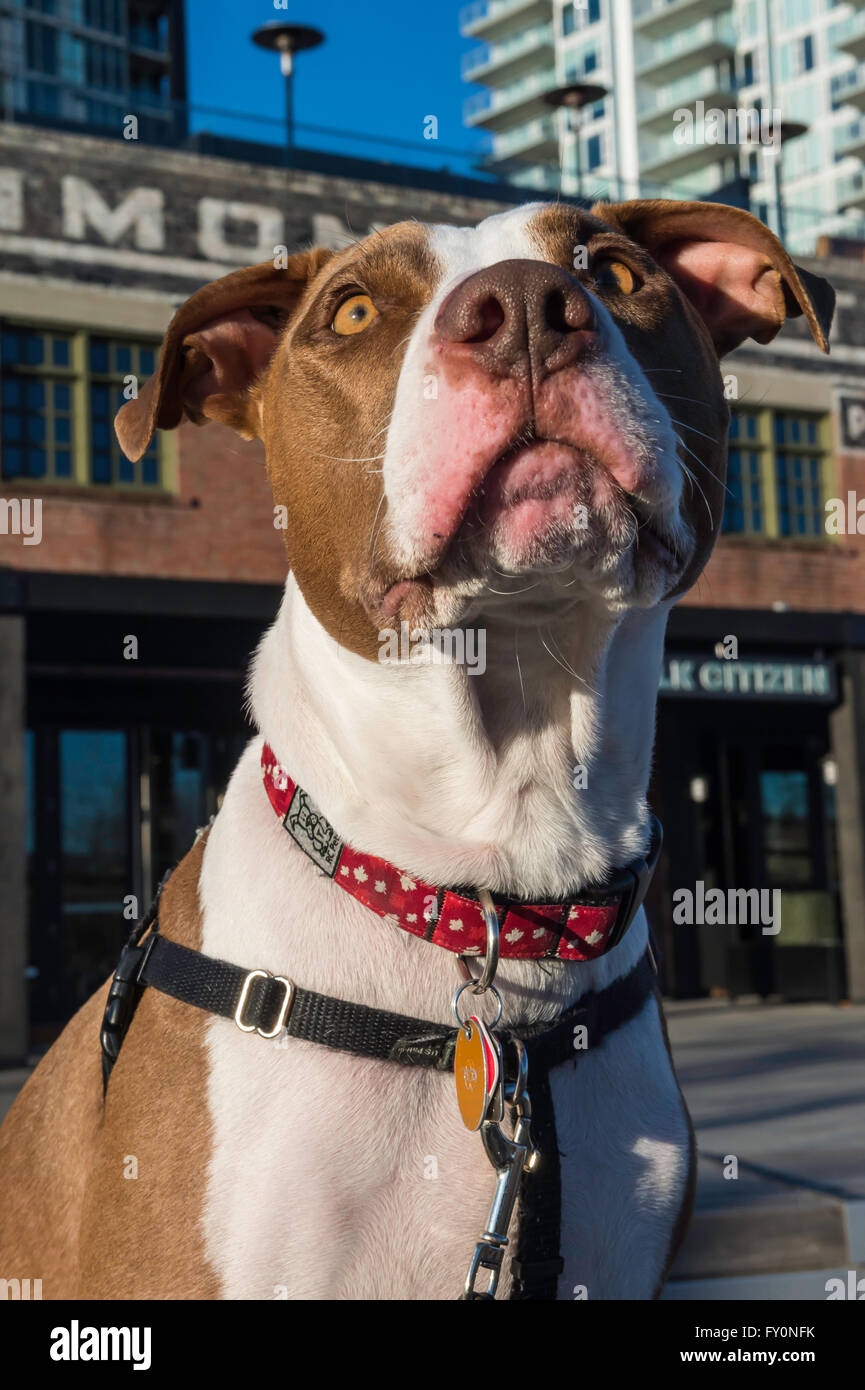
[434, 258, 595, 382]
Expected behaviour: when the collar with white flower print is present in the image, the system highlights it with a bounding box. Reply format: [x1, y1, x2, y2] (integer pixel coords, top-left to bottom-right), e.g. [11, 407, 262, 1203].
[261, 743, 662, 962]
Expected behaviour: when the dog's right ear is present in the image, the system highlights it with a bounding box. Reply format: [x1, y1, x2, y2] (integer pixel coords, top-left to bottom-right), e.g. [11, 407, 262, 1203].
[115, 247, 333, 462]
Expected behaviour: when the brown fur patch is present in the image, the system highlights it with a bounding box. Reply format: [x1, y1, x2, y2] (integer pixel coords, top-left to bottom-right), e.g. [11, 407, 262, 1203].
[77, 833, 219, 1298]
[0, 986, 106, 1298]
[0, 833, 218, 1298]
[528, 202, 729, 598]
[262, 223, 440, 659]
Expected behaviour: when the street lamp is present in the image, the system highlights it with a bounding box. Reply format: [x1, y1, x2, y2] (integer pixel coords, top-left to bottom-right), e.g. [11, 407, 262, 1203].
[252, 21, 324, 162]
[544, 82, 608, 202]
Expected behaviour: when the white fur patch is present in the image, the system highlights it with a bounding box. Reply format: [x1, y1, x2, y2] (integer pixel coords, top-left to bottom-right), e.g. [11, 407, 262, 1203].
[196, 204, 694, 1299]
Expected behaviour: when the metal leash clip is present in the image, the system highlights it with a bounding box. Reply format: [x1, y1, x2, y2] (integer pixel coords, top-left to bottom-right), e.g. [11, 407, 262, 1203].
[452, 890, 540, 1300]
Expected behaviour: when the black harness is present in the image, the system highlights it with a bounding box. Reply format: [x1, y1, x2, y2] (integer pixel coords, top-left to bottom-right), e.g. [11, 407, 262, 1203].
[100, 838, 660, 1300]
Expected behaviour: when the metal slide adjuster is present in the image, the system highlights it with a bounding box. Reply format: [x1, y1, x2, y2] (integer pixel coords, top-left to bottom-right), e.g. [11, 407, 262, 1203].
[234, 969, 295, 1038]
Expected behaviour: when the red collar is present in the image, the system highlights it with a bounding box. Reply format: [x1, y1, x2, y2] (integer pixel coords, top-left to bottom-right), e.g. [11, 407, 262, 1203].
[261, 743, 661, 962]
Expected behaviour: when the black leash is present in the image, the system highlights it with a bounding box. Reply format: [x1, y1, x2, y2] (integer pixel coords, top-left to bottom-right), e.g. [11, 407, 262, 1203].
[100, 890, 657, 1301]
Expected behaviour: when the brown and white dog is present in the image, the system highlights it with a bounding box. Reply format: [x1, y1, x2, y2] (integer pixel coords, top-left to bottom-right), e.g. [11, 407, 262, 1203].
[0, 200, 833, 1300]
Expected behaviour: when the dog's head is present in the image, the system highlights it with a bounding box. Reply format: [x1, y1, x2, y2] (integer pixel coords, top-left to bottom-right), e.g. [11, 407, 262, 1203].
[116, 200, 833, 658]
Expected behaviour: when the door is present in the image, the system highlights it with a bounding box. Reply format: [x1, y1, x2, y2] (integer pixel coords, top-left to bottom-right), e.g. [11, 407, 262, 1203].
[703, 731, 841, 998]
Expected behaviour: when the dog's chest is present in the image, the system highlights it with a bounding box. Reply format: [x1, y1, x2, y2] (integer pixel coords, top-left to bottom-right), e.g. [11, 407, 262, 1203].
[193, 741, 689, 1300]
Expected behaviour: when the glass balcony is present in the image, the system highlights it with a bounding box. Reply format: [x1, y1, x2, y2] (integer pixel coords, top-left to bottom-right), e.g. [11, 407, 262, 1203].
[835, 62, 865, 113]
[464, 68, 557, 128]
[837, 10, 865, 63]
[462, 23, 553, 85]
[633, 0, 733, 41]
[636, 14, 737, 84]
[836, 114, 865, 162]
[489, 112, 558, 161]
[460, 0, 552, 43]
[640, 125, 733, 179]
[837, 168, 865, 210]
[636, 65, 737, 130]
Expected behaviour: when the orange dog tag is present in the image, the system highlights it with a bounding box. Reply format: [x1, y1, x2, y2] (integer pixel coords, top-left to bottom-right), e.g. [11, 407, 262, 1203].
[454, 1016, 502, 1131]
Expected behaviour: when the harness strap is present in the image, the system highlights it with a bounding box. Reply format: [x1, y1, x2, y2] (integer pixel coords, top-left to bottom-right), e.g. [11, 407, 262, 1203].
[100, 913, 656, 1303]
[102, 927, 655, 1084]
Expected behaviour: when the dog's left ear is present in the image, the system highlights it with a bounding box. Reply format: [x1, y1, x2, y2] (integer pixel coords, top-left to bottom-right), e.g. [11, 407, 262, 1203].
[591, 199, 834, 357]
[115, 247, 334, 462]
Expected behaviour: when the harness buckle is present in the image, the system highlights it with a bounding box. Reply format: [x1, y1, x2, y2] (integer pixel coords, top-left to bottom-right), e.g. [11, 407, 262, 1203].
[234, 970, 295, 1038]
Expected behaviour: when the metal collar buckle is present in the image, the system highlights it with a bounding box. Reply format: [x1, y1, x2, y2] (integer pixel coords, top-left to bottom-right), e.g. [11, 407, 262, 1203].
[234, 969, 295, 1038]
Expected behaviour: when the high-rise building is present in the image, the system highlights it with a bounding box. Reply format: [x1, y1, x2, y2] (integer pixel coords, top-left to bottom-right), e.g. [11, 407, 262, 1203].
[461, 0, 865, 254]
[0, 0, 187, 145]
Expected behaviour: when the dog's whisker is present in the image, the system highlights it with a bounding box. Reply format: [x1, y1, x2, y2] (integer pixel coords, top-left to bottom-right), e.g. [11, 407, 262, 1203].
[676, 448, 715, 527]
[539, 631, 599, 695]
[667, 416, 721, 446]
[368, 492, 387, 563]
[656, 392, 722, 412]
[514, 629, 527, 715]
[484, 582, 540, 595]
[311, 451, 386, 464]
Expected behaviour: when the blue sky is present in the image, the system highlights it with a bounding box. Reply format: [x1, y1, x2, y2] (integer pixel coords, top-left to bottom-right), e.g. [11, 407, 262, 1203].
[184, 0, 490, 177]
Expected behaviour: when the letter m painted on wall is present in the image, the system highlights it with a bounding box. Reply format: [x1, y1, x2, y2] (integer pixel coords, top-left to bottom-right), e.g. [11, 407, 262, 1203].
[61, 177, 164, 250]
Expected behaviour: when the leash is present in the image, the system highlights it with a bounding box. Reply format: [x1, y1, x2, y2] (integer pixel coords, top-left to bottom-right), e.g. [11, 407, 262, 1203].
[100, 755, 663, 1300]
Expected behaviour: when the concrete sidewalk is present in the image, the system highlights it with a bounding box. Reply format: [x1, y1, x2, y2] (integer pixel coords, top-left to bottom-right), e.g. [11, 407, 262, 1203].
[664, 998, 865, 1299]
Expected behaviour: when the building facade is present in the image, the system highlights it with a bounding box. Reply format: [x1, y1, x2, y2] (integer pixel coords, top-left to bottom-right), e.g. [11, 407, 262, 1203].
[0, 0, 187, 144]
[461, 0, 865, 254]
[1, 122, 865, 1062]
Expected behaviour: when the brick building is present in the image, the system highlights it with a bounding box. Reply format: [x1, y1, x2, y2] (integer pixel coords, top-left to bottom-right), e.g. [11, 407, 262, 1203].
[1, 122, 865, 1059]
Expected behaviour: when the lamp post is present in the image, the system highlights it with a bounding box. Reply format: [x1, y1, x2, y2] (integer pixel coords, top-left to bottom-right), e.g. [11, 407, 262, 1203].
[758, 0, 808, 244]
[544, 81, 608, 201]
[252, 22, 324, 162]
[766, 118, 808, 245]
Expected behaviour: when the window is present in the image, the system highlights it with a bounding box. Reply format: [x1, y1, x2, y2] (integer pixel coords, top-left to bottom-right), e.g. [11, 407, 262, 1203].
[586, 132, 603, 171]
[88, 337, 159, 486]
[779, 32, 816, 80]
[774, 412, 824, 536]
[722, 407, 829, 539]
[741, 51, 755, 87]
[802, 33, 814, 72]
[25, 19, 58, 75]
[1, 323, 163, 489]
[562, 0, 601, 36]
[724, 410, 764, 534]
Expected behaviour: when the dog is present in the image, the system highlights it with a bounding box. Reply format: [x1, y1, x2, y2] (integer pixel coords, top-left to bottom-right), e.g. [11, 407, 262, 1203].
[0, 199, 833, 1300]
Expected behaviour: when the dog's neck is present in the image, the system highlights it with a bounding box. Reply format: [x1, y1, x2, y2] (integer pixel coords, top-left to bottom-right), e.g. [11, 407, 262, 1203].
[251, 575, 670, 898]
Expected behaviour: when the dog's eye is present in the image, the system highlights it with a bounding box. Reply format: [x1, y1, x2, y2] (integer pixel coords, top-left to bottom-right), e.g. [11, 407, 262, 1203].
[594, 259, 638, 295]
[332, 294, 379, 335]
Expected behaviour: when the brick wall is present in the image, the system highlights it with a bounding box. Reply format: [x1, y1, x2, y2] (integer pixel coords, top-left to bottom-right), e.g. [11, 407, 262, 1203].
[0, 420, 287, 584]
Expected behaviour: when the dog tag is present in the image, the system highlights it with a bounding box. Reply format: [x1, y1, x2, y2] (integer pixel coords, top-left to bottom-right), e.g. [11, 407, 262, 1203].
[454, 1015, 502, 1132]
